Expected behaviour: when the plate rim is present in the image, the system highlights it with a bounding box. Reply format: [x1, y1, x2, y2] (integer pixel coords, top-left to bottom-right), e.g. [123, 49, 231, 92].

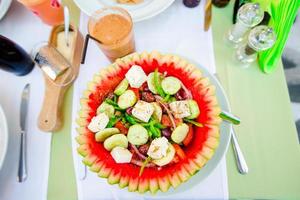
[79, 53, 232, 196]
[73, 0, 175, 22]
[0, 104, 8, 170]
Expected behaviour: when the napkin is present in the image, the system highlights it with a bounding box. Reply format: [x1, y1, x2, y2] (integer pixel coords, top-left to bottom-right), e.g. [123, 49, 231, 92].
[0, 2, 52, 200]
[253, 0, 300, 73]
[71, 1, 229, 199]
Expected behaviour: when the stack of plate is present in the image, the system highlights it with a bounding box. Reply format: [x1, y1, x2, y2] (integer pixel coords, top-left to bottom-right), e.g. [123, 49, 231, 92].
[0, 0, 12, 20]
[73, 0, 175, 22]
[0, 104, 8, 170]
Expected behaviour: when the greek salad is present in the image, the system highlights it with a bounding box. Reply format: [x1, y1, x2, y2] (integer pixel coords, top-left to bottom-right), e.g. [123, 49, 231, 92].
[87, 65, 203, 175]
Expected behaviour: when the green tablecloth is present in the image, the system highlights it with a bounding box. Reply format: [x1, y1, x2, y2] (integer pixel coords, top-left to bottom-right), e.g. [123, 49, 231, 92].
[48, 1, 300, 199]
[212, 3, 300, 199]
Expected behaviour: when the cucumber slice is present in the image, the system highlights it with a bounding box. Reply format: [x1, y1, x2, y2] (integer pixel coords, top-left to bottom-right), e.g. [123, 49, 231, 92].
[186, 100, 200, 119]
[151, 102, 162, 122]
[114, 79, 129, 96]
[171, 123, 189, 144]
[87, 113, 109, 133]
[147, 72, 162, 94]
[97, 102, 115, 118]
[117, 90, 137, 109]
[152, 144, 175, 166]
[111, 147, 132, 163]
[127, 124, 149, 145]
[104, 134, 128, 151]
[95, 128, 120, 142]
[161, 76, 181, 95]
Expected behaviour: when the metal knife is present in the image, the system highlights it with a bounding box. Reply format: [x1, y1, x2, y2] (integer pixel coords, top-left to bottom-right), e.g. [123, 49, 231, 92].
[204, 0, 212, 31]
[18, 84, 30, 182]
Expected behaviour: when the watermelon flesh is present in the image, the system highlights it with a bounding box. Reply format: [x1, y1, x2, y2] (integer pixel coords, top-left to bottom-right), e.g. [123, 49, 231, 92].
[76, 52, 221, 194]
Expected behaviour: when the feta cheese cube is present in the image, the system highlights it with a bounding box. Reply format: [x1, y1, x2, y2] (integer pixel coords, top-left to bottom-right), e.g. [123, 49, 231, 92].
[147, 137, 169, 159]
[125, 65, 147, 88]
[132, 100, 154, 122]
[87, 113, 109, 132]
[169, 101, 191, 118]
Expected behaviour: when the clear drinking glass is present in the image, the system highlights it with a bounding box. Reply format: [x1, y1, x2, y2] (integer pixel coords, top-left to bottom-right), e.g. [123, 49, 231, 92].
[235, 25, 276, 64]
[228, 3, 264, 44]
[88, 7, 136, 62]
[18, 0, 64, 26]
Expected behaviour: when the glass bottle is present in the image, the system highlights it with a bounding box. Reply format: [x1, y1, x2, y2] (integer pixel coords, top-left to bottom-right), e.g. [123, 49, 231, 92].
[228, 3, 264, 44]
[235, 25, 276, 64]
[212, 0, 230, 8]
[0, 35, 34, 76]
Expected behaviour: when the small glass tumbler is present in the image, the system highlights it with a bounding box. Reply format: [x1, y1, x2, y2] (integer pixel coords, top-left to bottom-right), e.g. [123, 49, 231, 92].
[88, 7, 135, 62]
[18, 0, 64, 26]
[228, 3, 264, 44]
[235, 25, 276, 64]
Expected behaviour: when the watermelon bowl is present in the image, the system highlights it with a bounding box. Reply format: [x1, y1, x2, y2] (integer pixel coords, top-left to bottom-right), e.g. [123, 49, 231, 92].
[75, 51, 232, 195]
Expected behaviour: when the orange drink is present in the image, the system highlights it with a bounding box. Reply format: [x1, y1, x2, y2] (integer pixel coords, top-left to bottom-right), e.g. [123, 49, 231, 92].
[18, 0, 64, 26]
[88, 7, 135, 62]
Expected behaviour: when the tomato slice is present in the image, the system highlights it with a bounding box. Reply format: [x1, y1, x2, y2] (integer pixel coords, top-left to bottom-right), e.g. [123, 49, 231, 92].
[173, 144, 186, 160]
[174, 118, 183, 126]
[170, 155, 180, 164]
[115, 121, 129, 134]
[183, 124, 194, 146]
[161, 114, 172, 127]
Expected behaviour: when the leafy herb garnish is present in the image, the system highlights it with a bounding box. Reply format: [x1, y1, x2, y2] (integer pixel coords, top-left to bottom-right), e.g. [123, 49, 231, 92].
[139, 157, 152, 176]
[163, 94, 170, 102]
[124, 113, 137, 125]
[106, 116, 120, 128]
[183, 118, 203, 127]
[149, 122, 161, 138]
[154, 68, 166, 97]
[105, 98, 124, 111]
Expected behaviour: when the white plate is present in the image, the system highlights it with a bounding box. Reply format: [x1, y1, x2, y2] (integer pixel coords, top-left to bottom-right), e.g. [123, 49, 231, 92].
[0, 104, 8, 170]
[73, 0, 175, 22]
[0, 0, 12, 21]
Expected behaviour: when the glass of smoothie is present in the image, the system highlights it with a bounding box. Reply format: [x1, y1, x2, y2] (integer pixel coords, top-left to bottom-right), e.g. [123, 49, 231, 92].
[88, 7, 135, 62]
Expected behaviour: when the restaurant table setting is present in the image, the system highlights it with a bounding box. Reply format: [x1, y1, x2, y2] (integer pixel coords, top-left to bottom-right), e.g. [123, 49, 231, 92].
[0, 0, 300, 200]
[0, 2, 52, 199]
[70, 1, 229, 199]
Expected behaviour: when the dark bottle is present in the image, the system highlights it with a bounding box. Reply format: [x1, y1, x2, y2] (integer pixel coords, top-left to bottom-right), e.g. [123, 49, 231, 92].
[0, 35, 34, 76]
[233, 0, 250, 23]
[212, 0, 230, 8]
[183, 0, 201, 8]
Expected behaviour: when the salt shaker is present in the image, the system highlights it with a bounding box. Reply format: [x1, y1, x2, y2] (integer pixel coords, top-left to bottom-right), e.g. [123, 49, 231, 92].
[228, 3, 264, 44]
[235, 25, 276, 64]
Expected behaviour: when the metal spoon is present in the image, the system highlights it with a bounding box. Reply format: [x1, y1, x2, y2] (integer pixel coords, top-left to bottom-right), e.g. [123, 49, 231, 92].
[231, 128, 249, 174]
[220, 111, 249, 174]
[64, 6, 70, 47]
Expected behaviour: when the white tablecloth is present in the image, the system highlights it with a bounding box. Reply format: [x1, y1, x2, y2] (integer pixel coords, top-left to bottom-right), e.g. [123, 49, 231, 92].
[0, 1, 52, 200]
[71, 1, 229, 199]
